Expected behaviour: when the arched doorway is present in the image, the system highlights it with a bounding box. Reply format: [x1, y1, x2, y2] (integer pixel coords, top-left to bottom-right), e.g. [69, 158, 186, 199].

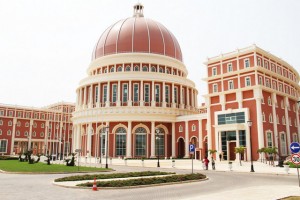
[177, 138, 185, 158]
[115, 127, 126, 157]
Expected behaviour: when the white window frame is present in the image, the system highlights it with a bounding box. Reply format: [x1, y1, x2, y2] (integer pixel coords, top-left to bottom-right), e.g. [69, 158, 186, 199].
[212, 67, 217, 76]
[102, 84, 108, 103]
[245, 77, 251, 86]
[122, 83, 128, 103]
[155, 84, 161, 102]
[133, 83, 139, 102]
[0, 139, 8, 153]
[192, 124, 196, 132]
[179, 125, 183, 132]
[228, 80, 234, 90]
[112, 84, 118, 103]
[8, 121, 12, 126]
[280, 132, 287, 156]
[165, 85, 170, 103]
[262, 112, 265, 122]
[266, 131, 273, 148]
[213, 84, 218, 93]
[144, 84, 150, 103]
[244, 59, 250, 68]
[269, 114, 273, 123]
[268, 96, 272, 106]
[227, 63, 233, 72]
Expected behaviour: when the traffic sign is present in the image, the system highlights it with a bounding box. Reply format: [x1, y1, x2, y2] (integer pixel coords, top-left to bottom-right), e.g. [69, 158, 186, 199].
[290, 142, 300, 154]
[291, 154, 300, 165]
[189, 144, 195, 153]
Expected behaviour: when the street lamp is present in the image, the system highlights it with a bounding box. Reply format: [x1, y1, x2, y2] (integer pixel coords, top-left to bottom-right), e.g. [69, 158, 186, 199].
[155, 128, 160, 167]
[247, 120, 255, 172]
[105, 126, 109, 169]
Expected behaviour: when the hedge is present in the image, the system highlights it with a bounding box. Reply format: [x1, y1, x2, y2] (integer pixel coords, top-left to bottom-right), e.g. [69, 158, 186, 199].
[55, 171, 174, 182]
[77, 173, 206, 188]
[0, 156, 19, 160]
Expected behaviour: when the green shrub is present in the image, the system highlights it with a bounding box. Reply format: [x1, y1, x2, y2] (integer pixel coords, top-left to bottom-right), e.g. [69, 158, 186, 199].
[77, 173, 206, 187]
[55, 171, 174, 182]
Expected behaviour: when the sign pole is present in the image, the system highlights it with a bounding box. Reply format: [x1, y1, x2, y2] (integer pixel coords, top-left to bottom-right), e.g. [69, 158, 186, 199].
[297, 167, 300, 187]
[192, 153, 193, 174]
[291, 153, 300, 187]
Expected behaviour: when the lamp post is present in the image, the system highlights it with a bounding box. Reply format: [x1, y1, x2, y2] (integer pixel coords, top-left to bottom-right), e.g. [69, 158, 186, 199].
[155, 128, 160, 167]
[105, 126, 109, 169]
[247, 120, 255, 172]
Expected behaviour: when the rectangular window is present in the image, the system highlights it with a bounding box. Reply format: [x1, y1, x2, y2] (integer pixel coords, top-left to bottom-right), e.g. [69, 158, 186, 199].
[213, 84, 218, 92]
[244, 59, 250, 68]
[112, 84, 117, 103]
[103, 85, 107, 103]
[155, 135, 164, 156]
[266, 132, 272, 147]
[212, 67, 217, 76]
[257, 58, 261, 66]
[227, 63, 233, 72]
[155, 84, 160, 102]
[134, 84, 139, 102]
[218, 112, 245, 125]
[174, 87, 178, 104]
[0, 140, 7, 153]
[228, 80, 234, 90]
[165, 85, 170, 103]
[95, 86, 99, 103]
[144, 84, 150, 103]
[280, 134, 287, 155]
[0, 110, 4, 116]
[9, 111, 13, 117]
[123, 84, 128, 103]
[266, 79, 270, 87]
[245, 77, 251, 86]
[17, 112, 22, 117]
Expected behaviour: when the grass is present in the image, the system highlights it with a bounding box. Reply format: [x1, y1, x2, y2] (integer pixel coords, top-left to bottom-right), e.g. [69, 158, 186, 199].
[0, 160, 110, 173]
[55, 171, 174, 182]
[77, 173, 206, 188]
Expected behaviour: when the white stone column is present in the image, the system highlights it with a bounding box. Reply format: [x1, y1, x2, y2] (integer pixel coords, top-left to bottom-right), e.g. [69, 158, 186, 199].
[255, 97, 264, 150]
[162, 82, 166, 107]
[58, 121, 63, 158]
[77, 124, 81, 153]
[79, 88, 82, 107]
[89, 85, 93, 108]
[184, 121, 189, 158]
[83, 86, 87, 107]
[186, 88, 190, 109]
[87, 123, 92, 157]
[150, 121, 155, 157]
[126, 121, 132, 158]
[198, 120, 203, 159]
[128, 80, 132, 106]
[97, 83, 101, 107]
[284, 97, 291, 146]
[140, 81, 144, 106]
[117, 81, 121, 106]
[272, 93, 279, 150]
[106, 82, 110, 107]
[237, 91, 243, 109]
[28, 119, 33, 150]
[105, 122, 109, 157]
[10, 118, 17, 154]
[151, 81, 155, 107]
[172, 122, 175, 157]
[172, 83, 176, 108]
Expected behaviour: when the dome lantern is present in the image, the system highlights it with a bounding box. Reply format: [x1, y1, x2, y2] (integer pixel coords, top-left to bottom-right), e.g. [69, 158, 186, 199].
[133, 3, 144, 17]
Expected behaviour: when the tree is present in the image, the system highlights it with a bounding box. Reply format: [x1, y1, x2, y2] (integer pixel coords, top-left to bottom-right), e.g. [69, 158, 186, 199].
[208, 149, 217, 170]
[265, 147, 278, 166]
[235, 146, 246, 166]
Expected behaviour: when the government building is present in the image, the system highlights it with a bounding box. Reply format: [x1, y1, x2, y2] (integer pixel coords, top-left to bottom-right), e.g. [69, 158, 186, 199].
[0, 4, 299, 162]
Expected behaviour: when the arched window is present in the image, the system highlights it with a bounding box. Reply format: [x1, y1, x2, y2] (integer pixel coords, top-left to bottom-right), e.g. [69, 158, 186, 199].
[125, 66, 131, 71]
[32, 131, 36, 137]
[24, 131, 28, 137]
[8, 121, 12, 126]
[104, 68, 107, 73]
[17, 121, 21, 127]
[33, 122, 37, 128]
[155, 127, 165, 157]
[282, 116, 286, 125]
[117, 66, 123, 72]
[269, 114, 273, 123]
[179, 125, 183, 132]
[166, 69, 170, 74]
[151, 66, 156, 72]
[25, 122, 29, 127]
[159, 67, 164, 73]
[268, 96, 271, 105]
[115, 127, 126, 156]
[134, 65, 139, 71]
[135, 127, 147, 156]
[192, 124, 196, 131]
[0, 129, 2, 135]
[262, 112, 265, 122]
[16, 130, 20, 136]
[0, 120, 2, 126]
[40, 132, 44, 137]
[7, 130, 11, 135]
[142, 66, 148, 72]
[110, 67, 115, 73]
[266, 131, 272, 147]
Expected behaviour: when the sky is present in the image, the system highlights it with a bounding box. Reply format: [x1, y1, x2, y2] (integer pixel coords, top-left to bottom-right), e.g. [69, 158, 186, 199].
[0, 0, 299, 107]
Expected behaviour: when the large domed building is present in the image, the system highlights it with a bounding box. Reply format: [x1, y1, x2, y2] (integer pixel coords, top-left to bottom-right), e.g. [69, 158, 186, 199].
[72, 4, 205, 159]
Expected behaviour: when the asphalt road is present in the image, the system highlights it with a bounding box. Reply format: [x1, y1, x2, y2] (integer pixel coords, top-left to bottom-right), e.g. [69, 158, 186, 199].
[0, 165, 299, 200]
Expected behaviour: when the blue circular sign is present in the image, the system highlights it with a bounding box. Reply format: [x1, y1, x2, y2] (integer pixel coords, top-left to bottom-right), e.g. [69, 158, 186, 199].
[290, 142, 300, 154]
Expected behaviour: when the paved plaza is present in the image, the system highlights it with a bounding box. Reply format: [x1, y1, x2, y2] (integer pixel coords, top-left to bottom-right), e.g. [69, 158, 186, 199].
[1, 158, 300, 200]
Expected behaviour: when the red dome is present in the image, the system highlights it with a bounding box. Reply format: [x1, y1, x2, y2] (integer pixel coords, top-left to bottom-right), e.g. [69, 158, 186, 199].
[92, 5, 182, 62]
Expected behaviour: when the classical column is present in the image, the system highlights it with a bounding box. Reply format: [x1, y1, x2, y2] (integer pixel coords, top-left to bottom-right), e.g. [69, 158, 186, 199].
[150, 121, 155, 157]
[172, 83, 176, 108]
[97, 82, 101, 107]
[140, 80, 144, 106]
[128, 80, 132, 106]
[162, 82, 166, 107]
[10, 118, 17, 154]
[255, 97, 264, 153]
[151, 81, 155, 107]
[184, 121, 189, 158]
[28, 119, 33, 150]
[186, 88, 190, 109]
[172, 122, 175, 157]
[87, 123, 92, 157]
[180, 85, 184, 109]
[126, 121, 132, 158]
[83, 86, 87, 107]
[79, 88, 82, 108]
[284, 97, 291, 145]
[89, 85, 93, 108]
[272, 93, 279, 151]
[105, 122, 110, 157]
[58, 121, 63, 159]
[117, 81, 121, 106]
[106, 81, 110, 107]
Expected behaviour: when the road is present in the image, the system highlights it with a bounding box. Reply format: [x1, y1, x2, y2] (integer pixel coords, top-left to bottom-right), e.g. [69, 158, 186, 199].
[0, 165, 299, 200]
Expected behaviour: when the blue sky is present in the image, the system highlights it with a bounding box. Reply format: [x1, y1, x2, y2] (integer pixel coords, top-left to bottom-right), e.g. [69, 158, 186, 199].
[0, 0, 299, 107]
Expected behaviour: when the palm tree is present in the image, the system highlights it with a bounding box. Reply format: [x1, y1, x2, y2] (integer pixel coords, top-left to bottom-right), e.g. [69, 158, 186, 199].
[208, 149, 217, 160]
[235, 146, 246, 166]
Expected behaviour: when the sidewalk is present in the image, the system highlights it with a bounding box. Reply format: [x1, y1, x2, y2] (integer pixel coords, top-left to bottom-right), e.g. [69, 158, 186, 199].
[54, 157, 298, 175]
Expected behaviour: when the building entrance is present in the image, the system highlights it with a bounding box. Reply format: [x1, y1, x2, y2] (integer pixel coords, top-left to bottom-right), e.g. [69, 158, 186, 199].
[229, 142, 236, 160]
[220, 130, 246, 161]
[177, 138, 185, 158]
